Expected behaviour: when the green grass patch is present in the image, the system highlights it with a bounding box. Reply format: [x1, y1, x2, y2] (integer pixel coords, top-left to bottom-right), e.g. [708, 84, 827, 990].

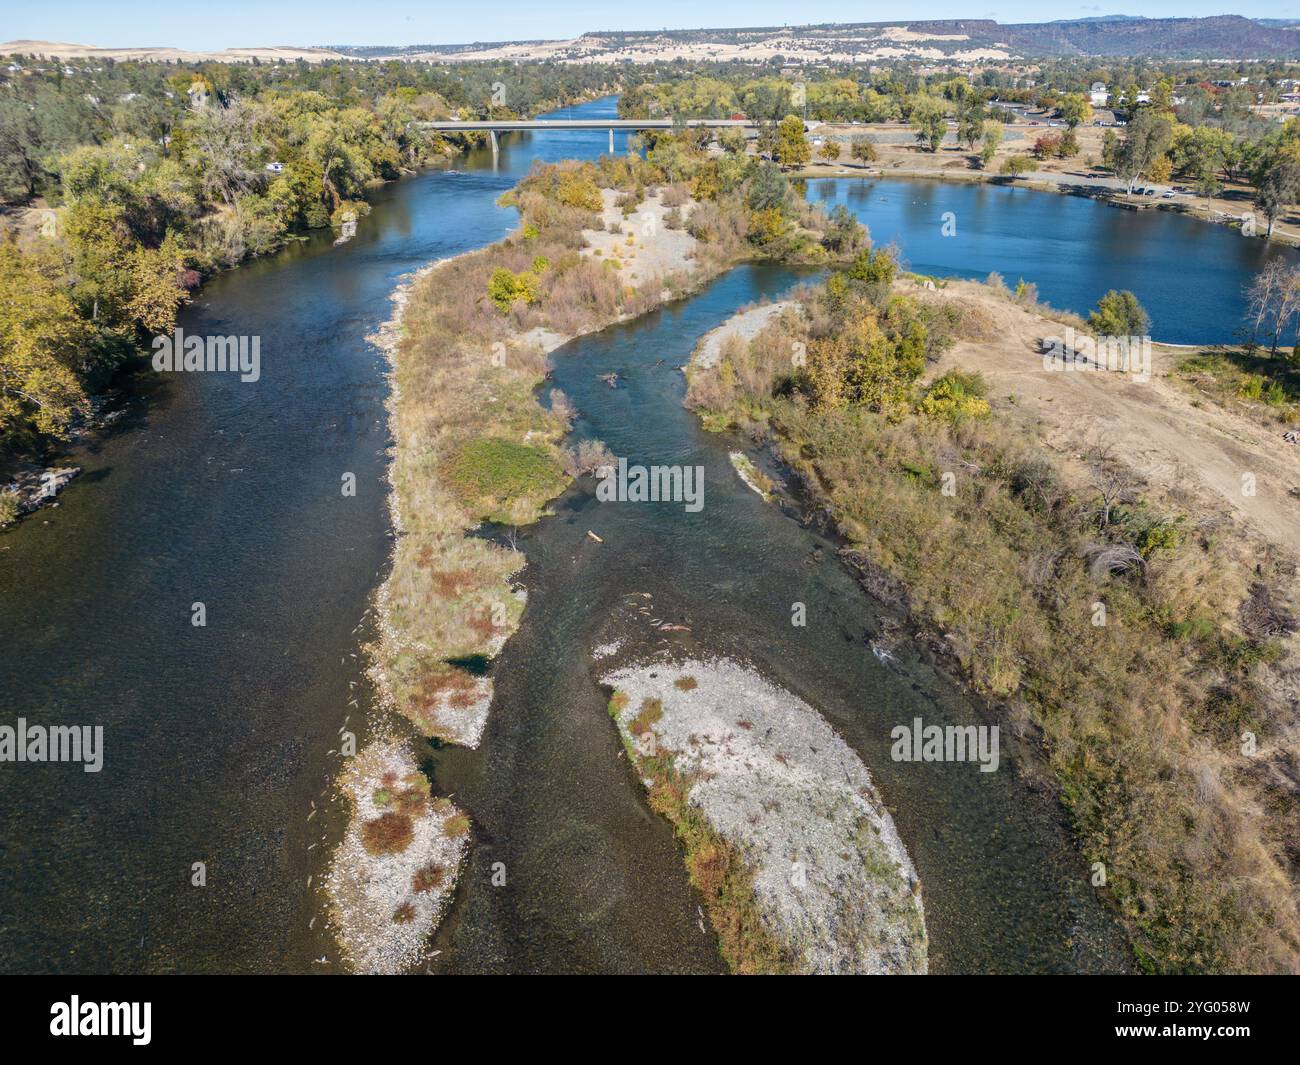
[442, 437, 568, 522]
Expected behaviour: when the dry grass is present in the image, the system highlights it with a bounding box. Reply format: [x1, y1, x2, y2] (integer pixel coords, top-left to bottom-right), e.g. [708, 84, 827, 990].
[688, 274, 1300, 974]
[412, 863, 447, 894]
[376, 153, 856, 745]
[361, 812, 415, 856]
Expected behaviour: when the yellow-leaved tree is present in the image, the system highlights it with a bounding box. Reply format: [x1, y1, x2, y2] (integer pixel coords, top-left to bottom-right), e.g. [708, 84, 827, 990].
[0, 242, 94, 440]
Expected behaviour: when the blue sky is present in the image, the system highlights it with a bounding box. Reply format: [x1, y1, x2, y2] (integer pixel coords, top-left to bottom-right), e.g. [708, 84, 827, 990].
[4, 2, 1296, 51]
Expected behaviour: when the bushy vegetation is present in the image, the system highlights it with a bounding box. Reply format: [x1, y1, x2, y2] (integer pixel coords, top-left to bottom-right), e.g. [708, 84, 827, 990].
[0, 57, 631, 449]
[360, 811, 415, 856]
[689, 267, 1300, 974]
[442, 437, 569, 523]
[380, 150, 862, 742]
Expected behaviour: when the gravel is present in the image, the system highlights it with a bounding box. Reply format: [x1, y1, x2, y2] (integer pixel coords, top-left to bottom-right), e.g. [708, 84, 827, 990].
[602, 656, 928, 974]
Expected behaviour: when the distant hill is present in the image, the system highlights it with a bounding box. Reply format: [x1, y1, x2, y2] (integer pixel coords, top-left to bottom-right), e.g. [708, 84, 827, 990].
[8, 15, 1299, 67]
[1002, 15, 1297, 57]
[557, 16, 1300, 59]
[1048, 14, 1148, 24]
[339, 16, 1300, 62]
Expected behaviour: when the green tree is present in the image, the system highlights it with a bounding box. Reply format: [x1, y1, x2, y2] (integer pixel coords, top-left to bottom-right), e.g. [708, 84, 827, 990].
[909, 96, 946, 153]
[1254, 146, 1300, 241]
[1089, 290, 1150, 338]
[1115, 110, 1174, 193]
[774, 115, 810, 169]
[1058, 93, 1092, 129]
[957, 97, 987, 149]
[746, 161, 788, 211]
[718, 128, 746, 155]
[979, 121, 1003, 169]
[850, 138, 878, 165]
[126, 233, 191, 333]
[999, 154, 1037, 179]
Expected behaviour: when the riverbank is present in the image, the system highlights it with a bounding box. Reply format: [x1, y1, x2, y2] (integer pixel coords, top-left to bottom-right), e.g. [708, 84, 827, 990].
[686, 266, 1300, 973]
[329, 153, 862, 970]
[0, 92, 627, 527]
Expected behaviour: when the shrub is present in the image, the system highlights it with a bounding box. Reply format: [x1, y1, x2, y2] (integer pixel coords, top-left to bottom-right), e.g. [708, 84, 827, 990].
[919, 370, 991, 422]
[1089, 290, 1150, 338]
[361, 812, 414, 855]
[442, 437, 568, 519]
[999, 154, 1037, 177]
[412, 863, 447, 894]
[487, 266, 540, 311]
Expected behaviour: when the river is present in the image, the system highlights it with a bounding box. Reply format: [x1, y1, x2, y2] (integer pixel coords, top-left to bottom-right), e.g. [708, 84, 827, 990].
[0, 96, 1290, 973]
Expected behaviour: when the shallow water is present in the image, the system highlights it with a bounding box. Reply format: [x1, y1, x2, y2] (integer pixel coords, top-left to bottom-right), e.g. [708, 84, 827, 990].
[428, 263, 1131, 973]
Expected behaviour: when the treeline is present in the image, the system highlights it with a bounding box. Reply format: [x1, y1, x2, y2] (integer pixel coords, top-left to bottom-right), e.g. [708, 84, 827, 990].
[0, 57, 631, 448]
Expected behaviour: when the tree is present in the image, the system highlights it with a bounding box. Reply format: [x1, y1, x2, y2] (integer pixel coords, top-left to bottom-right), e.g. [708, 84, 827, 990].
[909, 95, 946, 153]
[1032, 135, 1063, 161]
[1058, 93, 1092, 129]
[0, 95, 42, 202]
[957, 96, 987, 150]
[1115, 110, 1173, 193]
[822, 203, 867, 254]
[718, 128, 745, 155]
[126, 233, 191, 333]
[1245, 258, 1300, 355]
[0, 242, 94, 440]
[850, 138, 878, 165]
[185, 98, 262, 207]
[979, 121, 1002, 169]
[774, 115, 810, 168]
[746, 161, 788, 211]
[1089, 290, 1150, 338]
[1173, 125, 1232, 196]
[1101, 129, 1120, 172]
[1254, 147, 1300, 241]
[818, 137, 841, 162]
[999, 154, 1037, 179]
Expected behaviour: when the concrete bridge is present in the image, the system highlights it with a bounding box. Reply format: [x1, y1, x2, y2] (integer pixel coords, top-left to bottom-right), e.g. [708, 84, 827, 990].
[416, 118, 756, 156]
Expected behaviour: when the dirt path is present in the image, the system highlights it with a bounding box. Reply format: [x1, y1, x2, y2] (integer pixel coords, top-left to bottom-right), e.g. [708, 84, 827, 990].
[933, 280, 1300, 558]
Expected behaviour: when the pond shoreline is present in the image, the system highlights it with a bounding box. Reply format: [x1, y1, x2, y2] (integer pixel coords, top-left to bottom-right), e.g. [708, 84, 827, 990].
[791, 160, 1300, 249]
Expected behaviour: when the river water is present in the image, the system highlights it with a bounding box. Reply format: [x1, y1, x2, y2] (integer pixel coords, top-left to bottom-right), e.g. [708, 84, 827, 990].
[0, 97, 1289, 973]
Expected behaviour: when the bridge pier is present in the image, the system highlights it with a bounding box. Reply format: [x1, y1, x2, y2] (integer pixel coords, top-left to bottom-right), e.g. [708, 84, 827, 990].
[608, 128, 614, 155]
[489, 129, 498, 159]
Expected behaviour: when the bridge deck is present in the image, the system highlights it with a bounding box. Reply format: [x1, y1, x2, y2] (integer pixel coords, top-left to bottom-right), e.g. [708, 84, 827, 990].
[416, 118, 754, 131]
